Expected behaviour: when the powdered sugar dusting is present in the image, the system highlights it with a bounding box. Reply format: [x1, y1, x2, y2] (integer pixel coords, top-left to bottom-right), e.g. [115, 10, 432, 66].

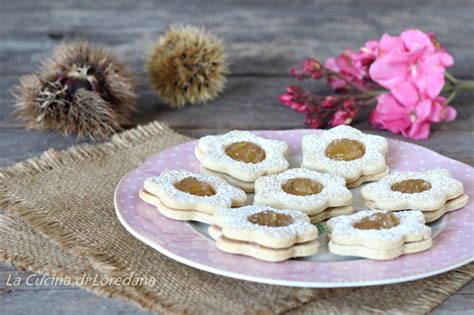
[215, 205, 317, 239]
[361, 168, 465, 210]
[254, 168, 352, 214]
[327, 210, 431, 242]
[196, 130, 289, 182]
[302, 125, 388, 181]
[144, 169, 247, 209]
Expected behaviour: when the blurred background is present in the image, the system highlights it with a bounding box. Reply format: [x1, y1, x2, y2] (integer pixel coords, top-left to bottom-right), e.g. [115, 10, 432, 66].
[1, 0, 473, 166]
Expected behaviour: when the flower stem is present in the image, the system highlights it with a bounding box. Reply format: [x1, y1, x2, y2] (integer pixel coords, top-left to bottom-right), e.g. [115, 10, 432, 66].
[354, 90, 384, 100]
[325, 69, 370, 93]
[458, 79, 474, 91]
[442, 72, 474, 104]
[446, 90, 457, 104]
[445, 71, 458, 84]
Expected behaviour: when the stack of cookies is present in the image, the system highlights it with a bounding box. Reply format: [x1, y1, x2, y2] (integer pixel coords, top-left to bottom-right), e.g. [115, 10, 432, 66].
[139, 170, 246, 224]
[208, 206, 319, 262]
[137, 126, 469, 262]
[254, 168, 354, 223]
[327, 210, 433, 260]
[361, 169, 469, 223]
[195, 130, 289, 192]
[301, 125, 389, 188]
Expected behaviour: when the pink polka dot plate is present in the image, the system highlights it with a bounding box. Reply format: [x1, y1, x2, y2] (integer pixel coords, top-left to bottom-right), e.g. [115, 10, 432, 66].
[114, 130, 474, 287]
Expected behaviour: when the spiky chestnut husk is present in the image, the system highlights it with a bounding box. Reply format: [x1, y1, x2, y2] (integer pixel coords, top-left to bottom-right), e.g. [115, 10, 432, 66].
[147, 25, 228, 108]
[13, 41, 137, 140]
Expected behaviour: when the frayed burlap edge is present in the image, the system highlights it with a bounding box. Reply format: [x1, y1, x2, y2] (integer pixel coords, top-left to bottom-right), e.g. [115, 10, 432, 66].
[0, 122, 472, 314]
[0, 122, 324, 314]
[0, 122, 177, 180]
[0, 214, 155, 311]
[288, 264, 474, 314]
[0, 122, 191, 313]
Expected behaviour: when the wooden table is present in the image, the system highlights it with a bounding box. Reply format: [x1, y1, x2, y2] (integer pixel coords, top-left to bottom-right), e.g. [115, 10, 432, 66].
[1, 1, 473, 313]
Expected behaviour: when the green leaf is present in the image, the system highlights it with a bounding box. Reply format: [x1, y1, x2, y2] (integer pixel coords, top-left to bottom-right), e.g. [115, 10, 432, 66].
[317, 223, 327, 236]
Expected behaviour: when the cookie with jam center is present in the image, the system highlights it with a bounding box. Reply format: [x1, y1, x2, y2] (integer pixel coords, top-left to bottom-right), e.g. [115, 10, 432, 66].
[209, 205, 319, 262]
[327, 210, 432, 260]
[254, 168, 354, 222]
[195, 130, 289, 192]
[140, 169, 247, 224]
[361, 168, 468, 223]
[301, 125, 389, 187]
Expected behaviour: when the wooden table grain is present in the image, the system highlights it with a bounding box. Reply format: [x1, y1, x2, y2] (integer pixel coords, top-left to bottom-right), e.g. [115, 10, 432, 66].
[0, 1, 473, 314]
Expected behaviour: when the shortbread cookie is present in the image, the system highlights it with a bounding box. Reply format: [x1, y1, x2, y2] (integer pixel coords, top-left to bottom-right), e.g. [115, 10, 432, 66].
[301, 125, 388, 186]
[144, 169, 247, 212]
[346, 167, 389, 188]
[215, 234, 319, 262]
[200, 165, 255, 192]
[366, 193, 469, 223]
[361, 169, 468, 222]
[328, 238, 432, 260]
[308, 205, 354, 224]
[210, 206, 319, 261]
[140, 169, 247, 223]
[327, 210, 432, 260]
[254, 168, 352, 215]
[139, 190, 214, 224]
[208, 224, 223, 240]
[195, 130, 289, 184]
[208, 225, 318, 262]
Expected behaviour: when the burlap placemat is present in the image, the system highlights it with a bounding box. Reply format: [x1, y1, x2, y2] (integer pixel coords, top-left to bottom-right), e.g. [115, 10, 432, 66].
[0, 122, 472, 314]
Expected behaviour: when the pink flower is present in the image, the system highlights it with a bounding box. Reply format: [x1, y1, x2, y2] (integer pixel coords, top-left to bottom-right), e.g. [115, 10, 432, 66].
[279, 86, 314, 113]
[370, 93, 427, 139]
[369, 29, 453, 99]
[429, 96, 457, 123]
[329, 110, 353, 127]
[355, 40, 379, 76]
[370, 91, 457, 140]
[321, 96, 339, 108]
[325, 41, 381, 92]
[342, 99, 356, 113]
[426, 32, 455, 69]
[305, 116, 323, 129]
[290, 58, 324, 80]
[370, 94, 408, 134]
[325, 49, 366, 92]
[282, 28, 461, 140]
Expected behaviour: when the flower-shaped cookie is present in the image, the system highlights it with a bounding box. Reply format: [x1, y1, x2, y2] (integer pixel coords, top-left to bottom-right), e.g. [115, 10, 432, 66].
[139, 190, 216, 224]
[210, 206, 319, 261]
[209, 206, 319, 262]
[143, 169, 247, 213]
[361, 169, 466, 212]
[195, 131, 289, 182]
[254, 168, 352, 214]
[327, 210, 432, 260]
[213, 205, 317, 248]
[301, 125, 388, 185]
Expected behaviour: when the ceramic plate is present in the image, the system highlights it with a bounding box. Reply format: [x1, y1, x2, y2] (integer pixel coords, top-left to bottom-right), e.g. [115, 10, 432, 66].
[114, 130, 474, 287]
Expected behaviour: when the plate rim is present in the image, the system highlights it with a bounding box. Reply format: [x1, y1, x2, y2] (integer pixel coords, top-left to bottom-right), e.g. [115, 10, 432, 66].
[114, 129, 474, 288]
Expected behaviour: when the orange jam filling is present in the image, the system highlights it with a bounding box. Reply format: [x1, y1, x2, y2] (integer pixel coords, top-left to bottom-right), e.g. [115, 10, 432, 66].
[353, 212, 400, 230]
[225, 141, 266, 164]
[391, 179, 432, 194]
[282, 178, 323, 196]
[248, 210, 293, 227]
[325, 138, 366, 161]
[174, 177, 216, 196]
